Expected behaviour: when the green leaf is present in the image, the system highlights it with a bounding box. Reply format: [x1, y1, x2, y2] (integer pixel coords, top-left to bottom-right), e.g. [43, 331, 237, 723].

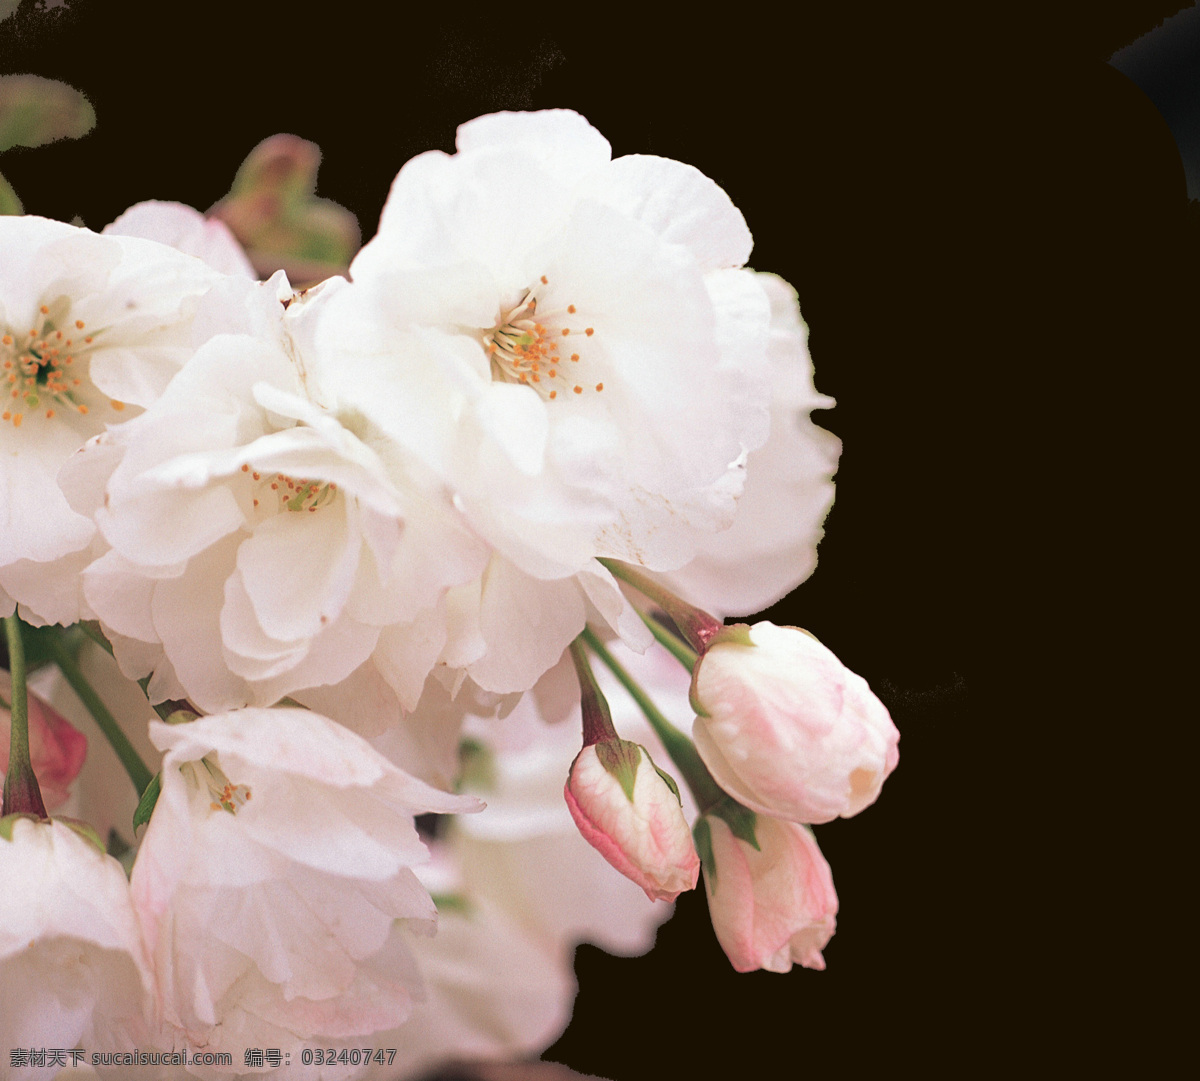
[596, 738, 642, 802]
[0, 169, 20, 214]
[0, 812, 40, 841]
[132, 771, 162, 833]
[0, 74, 96, 153]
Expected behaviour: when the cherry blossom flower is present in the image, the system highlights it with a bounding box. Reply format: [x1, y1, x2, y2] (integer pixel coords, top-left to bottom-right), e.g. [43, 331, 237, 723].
[311, 109, 774, 693]
[564, 738, 699, 902]
[61, 276, 488, 732]
[130, 707, 480, 1058]
[0, 817, 153, 1076]
[0, 216, 228, 625]
[691, 622, 899, 824]
[695, 811, 838, 973]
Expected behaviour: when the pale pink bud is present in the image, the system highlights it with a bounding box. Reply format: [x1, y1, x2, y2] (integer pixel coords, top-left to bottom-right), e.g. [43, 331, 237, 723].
[0, 672, 87, 813]
[564, 740, 700, 903]
[692, 621, 899, 824]
[696, 811, 837, 973]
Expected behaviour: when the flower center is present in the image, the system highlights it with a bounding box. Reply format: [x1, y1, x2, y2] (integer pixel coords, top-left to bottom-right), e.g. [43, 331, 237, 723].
[184, 758, 252, 815]
[1, 301, 125, 430]
[239, 463, 338, 514]
[484, 275, 604, 402]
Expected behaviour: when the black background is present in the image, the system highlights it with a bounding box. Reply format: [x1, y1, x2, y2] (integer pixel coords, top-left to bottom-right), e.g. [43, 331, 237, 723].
[2, 1, 1191, 1075]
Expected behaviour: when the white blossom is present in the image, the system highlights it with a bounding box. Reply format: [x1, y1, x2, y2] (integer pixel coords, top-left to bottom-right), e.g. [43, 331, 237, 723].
[0, 216, 228, 625]
[311, 110, 774, 693]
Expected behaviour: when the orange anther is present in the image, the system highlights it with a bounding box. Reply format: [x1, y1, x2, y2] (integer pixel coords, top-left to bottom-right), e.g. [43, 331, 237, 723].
[568, 305, 576, 314]
[1, 335, 11, 345]
[595, 382, 604, 391]
[571, 353, 579, 361]
[573, 385, 582, 394]
[110, 400, 125, 411]
[1, 412, 8, 421]
[75, 320, 85, 329]
[253, 499, 260, 507]
[85, 336, 93, 343]
[12, 413, 22, 427]
[532, 374, 541, 382]
[549, 390, 557, 399]
[549, 369, 557, 378]
[56, 331, 63, 340]
[40, 305, 49, 314]
[241, 464, 249, 472]
[77, 405, 88, 414]
[540, 275, 548, 284]
[252, 472, 260, 480]
[561, 328, 570, 336]
[585, 327, 594, 336]
[45, 409, 54, 419]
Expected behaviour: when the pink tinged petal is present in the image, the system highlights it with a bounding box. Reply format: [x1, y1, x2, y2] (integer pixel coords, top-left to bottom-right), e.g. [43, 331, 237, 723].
[82, 548, 180, 643]
[694, 623, 899, 824]
[374, 614, 450, 714]
[0, 675, 88, 811]
[565, 743, 699, 903]
[104, 200, 256, 279]
[583, 153, 754, 269]
[702, 815, 837, 974]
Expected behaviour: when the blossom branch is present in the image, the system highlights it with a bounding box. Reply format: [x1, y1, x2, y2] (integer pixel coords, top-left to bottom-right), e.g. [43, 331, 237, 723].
[598, 559, 723, 654]
[46, 632, 154, 797]
[3, 614, 47, 818]
[637, 609, 699, 673]
[579, 627, 724, 813]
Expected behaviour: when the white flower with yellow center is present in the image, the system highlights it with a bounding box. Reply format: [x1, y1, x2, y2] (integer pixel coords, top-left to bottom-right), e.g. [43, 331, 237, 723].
[314, 110, 773, 692]
[0, 215, 227, 625]
[61, 276, 488, 730]
[130, 707, 480, 1054]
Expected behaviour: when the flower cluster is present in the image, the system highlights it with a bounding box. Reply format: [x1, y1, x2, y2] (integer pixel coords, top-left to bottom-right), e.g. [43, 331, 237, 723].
[0, 109, 895, 1077]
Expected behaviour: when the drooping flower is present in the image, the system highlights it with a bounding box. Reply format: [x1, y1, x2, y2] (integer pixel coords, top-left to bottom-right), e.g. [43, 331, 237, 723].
[691, 622, 899, 824]
[130, 707, 480, 1056]
[0, 817, 153, 1076]
[0, 215, 229, 625]
[695, 810, 838, 973]
[61, 275, 488, 733]
[311, 109, 775, 693]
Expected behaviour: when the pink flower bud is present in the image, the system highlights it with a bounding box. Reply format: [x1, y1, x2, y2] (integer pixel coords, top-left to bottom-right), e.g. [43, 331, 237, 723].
[564, 740, 699, 903]
[0, 672, 87, 813]
[696, 811, 837, 973]
[691, 621, 899, 824]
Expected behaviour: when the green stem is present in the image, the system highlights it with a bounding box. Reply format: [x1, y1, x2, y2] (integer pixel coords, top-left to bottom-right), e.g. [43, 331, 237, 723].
[598, 559, 723, 653]
[580, 626, 725, 812]
[47, 634, 153, 797]
[638, 609, 699, 672]
[568, 636, 619, 746]
[3, 614, 47, 817]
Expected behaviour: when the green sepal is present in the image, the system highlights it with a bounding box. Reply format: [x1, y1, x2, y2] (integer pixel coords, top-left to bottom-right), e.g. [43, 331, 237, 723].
[652, 759, 682, 804]
[708, 623, 755, 649]
[53, 816, 107, 855]
[0, 812, 41, 841]
[711, 795, 760, 851]
[132, 772, 162, 833]
[693, 816, 716, 888]
[163, 709, 198, 725]
[431, 892, 473, 916]
[596, 738, 643, 802]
